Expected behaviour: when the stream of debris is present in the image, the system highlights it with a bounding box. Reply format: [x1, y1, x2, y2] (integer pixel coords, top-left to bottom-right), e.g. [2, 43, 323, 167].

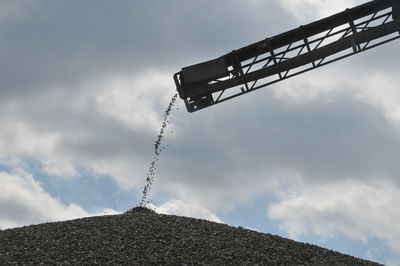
[139, 93, 178, 207]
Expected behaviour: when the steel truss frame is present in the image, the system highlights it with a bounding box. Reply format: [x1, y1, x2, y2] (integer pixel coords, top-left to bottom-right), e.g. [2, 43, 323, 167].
[174, 0, 400, 112]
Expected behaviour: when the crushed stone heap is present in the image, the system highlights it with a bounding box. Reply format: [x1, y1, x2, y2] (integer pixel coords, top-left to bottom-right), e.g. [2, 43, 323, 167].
[0, 209, 381, 265]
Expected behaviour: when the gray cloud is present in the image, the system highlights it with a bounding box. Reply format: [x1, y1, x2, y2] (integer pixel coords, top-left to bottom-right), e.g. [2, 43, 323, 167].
[0, 0, 295, 180]
[0, 0, 289, 99]
[155, 90, 400, 208]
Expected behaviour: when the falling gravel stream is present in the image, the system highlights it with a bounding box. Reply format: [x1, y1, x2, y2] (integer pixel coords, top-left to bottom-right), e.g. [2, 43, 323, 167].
[139, 93, 178, 207]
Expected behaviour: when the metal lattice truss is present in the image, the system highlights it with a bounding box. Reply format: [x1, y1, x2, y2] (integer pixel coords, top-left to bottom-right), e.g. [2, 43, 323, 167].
[174, 0, 400, 112]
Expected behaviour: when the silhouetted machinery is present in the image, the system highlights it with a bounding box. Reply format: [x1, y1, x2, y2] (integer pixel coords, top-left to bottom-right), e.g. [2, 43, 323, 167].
[174, 0, 400, 112]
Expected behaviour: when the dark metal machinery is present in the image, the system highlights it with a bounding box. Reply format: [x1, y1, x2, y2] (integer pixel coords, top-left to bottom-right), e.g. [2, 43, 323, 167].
[174, 0, 400, 112]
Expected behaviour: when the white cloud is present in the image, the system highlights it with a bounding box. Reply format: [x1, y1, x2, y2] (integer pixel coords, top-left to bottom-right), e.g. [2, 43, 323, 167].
[95, 70, 174, 133]
[268, 179, 400, 252]
[352, 71, 400, 123]
[0, 118, 60, 157]
[151, 199, 223, 223]
[279, 0, 366, 22]
[0, 169, 117, 229]
[0, 69, 174, 181]
[271, 58, 400, 125]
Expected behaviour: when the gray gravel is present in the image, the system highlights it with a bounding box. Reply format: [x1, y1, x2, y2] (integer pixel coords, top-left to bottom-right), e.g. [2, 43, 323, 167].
[0, 207, 381, 265]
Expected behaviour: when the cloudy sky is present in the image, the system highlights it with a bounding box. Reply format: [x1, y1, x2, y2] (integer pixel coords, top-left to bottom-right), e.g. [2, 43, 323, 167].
[1, 0, 400, 264]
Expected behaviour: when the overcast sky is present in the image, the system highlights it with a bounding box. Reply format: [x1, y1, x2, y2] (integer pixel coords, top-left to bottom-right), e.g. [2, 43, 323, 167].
[1, 0, 400, 264]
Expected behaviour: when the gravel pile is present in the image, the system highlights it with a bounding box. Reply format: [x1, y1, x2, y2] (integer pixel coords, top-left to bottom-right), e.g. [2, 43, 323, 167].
[0, 207, 381, 265]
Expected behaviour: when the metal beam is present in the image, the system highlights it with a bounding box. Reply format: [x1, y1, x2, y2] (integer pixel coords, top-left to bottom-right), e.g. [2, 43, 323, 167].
[175, 0, 400, 112]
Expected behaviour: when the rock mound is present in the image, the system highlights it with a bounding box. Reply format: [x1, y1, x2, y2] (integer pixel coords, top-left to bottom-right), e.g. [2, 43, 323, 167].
[0, 211, 381, 265]
[125, 206, 156, 214]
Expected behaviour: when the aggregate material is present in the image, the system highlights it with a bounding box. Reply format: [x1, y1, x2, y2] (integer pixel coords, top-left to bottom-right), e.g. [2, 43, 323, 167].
[139, 93, 177, 207]
[0, 207, 381, 265]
